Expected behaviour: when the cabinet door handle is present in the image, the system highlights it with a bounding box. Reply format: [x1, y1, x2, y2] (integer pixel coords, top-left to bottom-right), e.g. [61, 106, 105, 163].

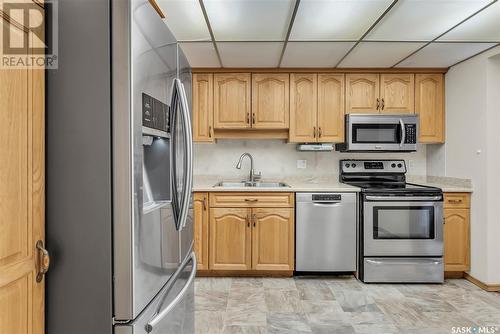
[252, 214, 256, 227]
[313, 126, 317, 138]
[252, 113, 255, 125]
[208, 126, 212, 138]
[376, 98, 380, 110]
[203, 197, 207, 211]
[36, 240, 50, 283]
[244, 198, 258, 202]
[381, 98, 385, 110]
[246, 112, 250, 124]
[318, 127, 322, 138]
[247, 214, 251, 227]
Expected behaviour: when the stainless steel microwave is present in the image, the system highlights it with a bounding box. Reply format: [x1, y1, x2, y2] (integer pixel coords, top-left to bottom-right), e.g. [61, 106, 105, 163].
[336, 114, 418, 152]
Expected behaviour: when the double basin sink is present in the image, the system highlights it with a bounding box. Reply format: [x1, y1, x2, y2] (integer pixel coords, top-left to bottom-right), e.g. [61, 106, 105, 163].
[214, 181, 289, 188]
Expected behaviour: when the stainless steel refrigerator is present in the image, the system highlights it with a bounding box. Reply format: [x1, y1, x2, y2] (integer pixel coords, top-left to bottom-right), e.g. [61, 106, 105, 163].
[46, 1, 194, 333]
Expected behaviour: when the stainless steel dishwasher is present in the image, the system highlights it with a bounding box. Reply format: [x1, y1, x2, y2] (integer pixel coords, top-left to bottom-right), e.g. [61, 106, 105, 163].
[296, 193, 357, 272]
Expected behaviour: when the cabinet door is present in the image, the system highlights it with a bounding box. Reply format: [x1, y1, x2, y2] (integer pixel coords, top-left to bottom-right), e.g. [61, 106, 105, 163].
[317, 74, 345, 143]
[193, 193, 209, 270]
[289, 73, 317, 142]
[209, 208, 251, 270]
[415, 74, 444, 143]
[214, 73, 251, 129]
[252, 73, 289, 129]
[251, 208, 294, 271]
[346, 74, 379, 113]
[444, 208, 470, 271]
[380, 74, 414, 114]
[192, 74, 214, 142]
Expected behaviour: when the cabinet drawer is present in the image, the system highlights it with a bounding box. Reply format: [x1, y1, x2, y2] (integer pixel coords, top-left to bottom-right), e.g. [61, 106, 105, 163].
[444, 193, 470, 209]
[209, 192, 294, 208]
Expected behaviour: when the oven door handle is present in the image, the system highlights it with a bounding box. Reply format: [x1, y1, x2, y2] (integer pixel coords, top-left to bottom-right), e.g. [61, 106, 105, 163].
[365, 195, 442, 201]
[399, 118, 405, 147]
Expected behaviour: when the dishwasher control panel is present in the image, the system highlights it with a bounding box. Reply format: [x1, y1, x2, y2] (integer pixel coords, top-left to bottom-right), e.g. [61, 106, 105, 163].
[312, 194, 341, 202]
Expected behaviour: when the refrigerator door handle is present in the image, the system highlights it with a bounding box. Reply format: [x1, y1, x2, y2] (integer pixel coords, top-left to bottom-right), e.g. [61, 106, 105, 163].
[145, 252, 197, 333]
[176, 79, 193, 229]
[169, 82, 182, 230]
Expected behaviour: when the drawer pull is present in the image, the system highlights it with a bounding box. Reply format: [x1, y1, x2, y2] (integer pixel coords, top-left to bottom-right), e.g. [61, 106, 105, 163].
[244, 198, 258, 202]
[448, 199, 463, 203]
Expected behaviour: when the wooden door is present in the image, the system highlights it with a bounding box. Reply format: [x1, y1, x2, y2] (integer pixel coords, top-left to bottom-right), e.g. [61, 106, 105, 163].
[209, 208, 251, 270]
[317, 74, 345, 143]
[193, 193, 209, 270]
[0, 13, 46, 334]
[213, 73, 251, 129]
[346, 74, 379, 113]
[251, 73, 289, 129]
[251, 208, 294, 271]
[444, 209, 470, 271]
[415, 74, 444, 143]
[380, 74, 414, 114]
[289, 73, 317, 142]
[192, 73, 214, 142]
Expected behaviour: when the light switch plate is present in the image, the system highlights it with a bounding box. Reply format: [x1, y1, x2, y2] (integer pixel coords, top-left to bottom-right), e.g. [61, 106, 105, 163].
[297, 159, 307, 169]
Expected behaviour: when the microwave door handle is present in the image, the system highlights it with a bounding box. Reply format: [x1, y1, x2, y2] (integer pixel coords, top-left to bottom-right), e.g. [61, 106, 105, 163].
[399, 118, 405, 147]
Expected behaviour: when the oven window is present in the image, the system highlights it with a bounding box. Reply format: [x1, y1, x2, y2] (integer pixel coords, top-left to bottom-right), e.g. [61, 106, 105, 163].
[352, 124, 400, 143]
[373, 206, 435, 239]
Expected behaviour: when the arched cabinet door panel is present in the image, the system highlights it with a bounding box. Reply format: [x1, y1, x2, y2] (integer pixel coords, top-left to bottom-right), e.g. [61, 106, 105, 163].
[290, 73, 317, 143]
[416, 74, 444, 143]
[346, 74, 379, 114]
[214, 73, 251, 129]
[252, 73, 289, 129]
[380, 74, 414, 114]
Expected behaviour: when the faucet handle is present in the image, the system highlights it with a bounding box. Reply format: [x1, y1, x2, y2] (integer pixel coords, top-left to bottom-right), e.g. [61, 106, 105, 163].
[253, 171, 262, 181]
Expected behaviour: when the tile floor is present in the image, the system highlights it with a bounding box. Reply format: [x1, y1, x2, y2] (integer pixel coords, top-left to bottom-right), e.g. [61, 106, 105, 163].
[194, 276, 500, 334]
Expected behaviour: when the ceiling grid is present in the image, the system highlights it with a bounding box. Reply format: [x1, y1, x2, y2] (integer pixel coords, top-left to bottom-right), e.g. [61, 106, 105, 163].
[158, 0, 500, 69]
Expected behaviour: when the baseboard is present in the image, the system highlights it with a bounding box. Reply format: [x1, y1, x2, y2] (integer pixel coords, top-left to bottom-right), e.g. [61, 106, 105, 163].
[464, 273, 500, 292]
[196, 270, 293, 277]
[445, 271, 465, 279]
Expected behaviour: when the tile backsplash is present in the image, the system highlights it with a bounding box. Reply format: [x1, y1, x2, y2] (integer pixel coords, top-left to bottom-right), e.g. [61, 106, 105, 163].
[194, 140, 427, 179]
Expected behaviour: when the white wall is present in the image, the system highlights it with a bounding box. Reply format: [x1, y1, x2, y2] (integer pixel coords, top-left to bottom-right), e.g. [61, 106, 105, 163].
[427, 45, 500, 284]
[194, 140, 427, 179]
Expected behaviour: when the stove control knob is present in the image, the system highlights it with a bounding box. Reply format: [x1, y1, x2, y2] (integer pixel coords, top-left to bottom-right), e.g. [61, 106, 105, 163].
[351, 163, 357, 168]
[397, 163, 402, 168]
[391, 163, 396, 168]
[345, 163, 350, 168]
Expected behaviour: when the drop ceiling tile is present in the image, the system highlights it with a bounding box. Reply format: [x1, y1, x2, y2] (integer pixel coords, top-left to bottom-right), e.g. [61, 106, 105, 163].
[156, 0, 211, 41]
[281, 42, 355, 67]
[338, 42, 426, 68]
[217, 42, 284, 67]
[290, 0, 393, 41]
[395, 42, 497, 67]
[179, 42, 220, 67]
[204, 0, 294, 41]
[366, 0, 492, 41]
[439, 1, 500, 42]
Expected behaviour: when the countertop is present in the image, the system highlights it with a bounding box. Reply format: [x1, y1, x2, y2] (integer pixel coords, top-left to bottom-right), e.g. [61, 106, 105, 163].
[193, 175, 472, 193]
[193, 175, 360, 193]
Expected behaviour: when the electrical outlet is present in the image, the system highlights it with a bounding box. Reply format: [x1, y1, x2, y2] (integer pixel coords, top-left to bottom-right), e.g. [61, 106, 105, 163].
[297, 160, 307, 169]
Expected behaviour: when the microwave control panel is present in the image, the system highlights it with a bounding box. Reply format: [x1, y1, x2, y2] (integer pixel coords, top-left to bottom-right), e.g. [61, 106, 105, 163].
[404, 124, 417, 144]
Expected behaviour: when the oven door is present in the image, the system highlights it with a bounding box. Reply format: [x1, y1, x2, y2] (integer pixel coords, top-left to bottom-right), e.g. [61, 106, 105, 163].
[363, 195, 443, 256]
[345, 114, 417, 151]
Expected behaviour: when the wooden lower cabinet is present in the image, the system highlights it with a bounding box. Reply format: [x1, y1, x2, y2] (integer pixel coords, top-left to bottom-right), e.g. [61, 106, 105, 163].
[209, 207, 252, 270]
[196, 192, 295, 274]
[443, 193, 471, 273]
[252, 208, 294, 271]
[193, 193, 209, 270]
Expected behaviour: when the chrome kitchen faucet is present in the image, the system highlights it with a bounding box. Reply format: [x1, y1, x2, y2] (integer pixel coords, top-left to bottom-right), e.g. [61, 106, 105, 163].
[236, 152, 262, 183]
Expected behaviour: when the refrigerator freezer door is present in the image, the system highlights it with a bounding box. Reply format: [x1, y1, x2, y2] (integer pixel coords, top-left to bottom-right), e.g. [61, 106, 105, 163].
[115, 252, 196, 334]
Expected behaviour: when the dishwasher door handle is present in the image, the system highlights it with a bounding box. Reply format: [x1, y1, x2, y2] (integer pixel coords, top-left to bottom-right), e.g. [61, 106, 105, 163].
[312, 202, 342, 207]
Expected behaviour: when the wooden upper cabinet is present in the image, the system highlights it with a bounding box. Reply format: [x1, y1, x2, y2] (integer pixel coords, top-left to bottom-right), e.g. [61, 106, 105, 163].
[252, 74, 289, 129]
[209, 208, 251, 270]
[251, 208, 294, 271]
[415, 74, 444, 143]
[290, 73, 317, 142]
[346, 74, 379, 113]
[380, 74, 414, 114]
[193, 193, 209, 270]
[192, 73, 214, 142]
[317, 74, 345, 143]
[214, 73, 251, 129]
[444, 208, 470, 271]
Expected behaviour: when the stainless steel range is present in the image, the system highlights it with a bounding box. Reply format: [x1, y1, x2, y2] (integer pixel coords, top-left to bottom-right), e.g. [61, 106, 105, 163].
[340, 159, 444, 283]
